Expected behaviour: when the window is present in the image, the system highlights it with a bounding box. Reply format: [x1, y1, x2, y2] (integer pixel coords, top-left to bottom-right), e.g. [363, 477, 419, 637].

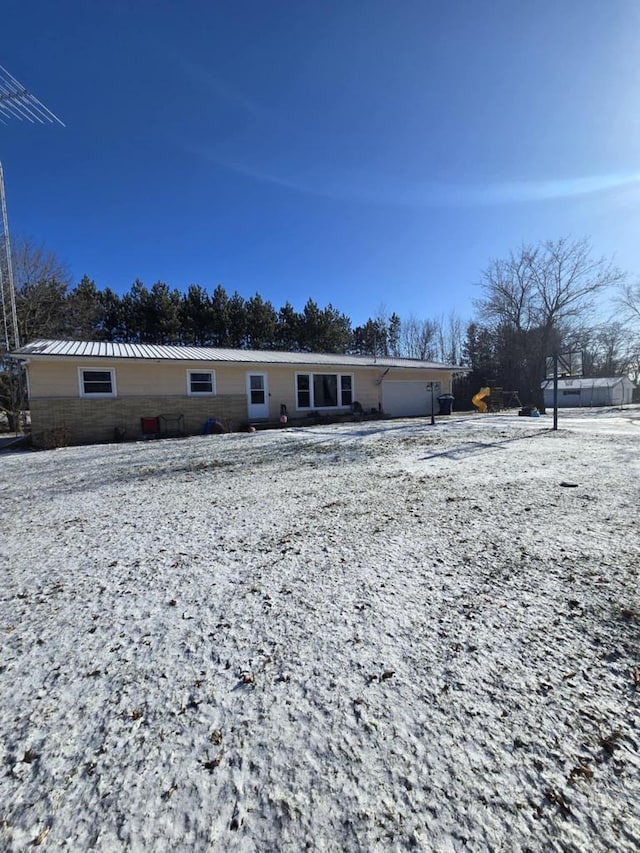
[187, 370, 216, 396]
[314, 374, 337, 407]
[340, 375, 353, 406]
[562, 389, 580, 396]
[296, 373, 354, 409]
[79, 368, 116, 398]
[297, 374, 311, 408]
[249, 374, 265, 404]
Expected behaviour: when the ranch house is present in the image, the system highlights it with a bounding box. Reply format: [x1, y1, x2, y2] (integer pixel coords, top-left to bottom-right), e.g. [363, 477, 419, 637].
[12, 339, 461, 447]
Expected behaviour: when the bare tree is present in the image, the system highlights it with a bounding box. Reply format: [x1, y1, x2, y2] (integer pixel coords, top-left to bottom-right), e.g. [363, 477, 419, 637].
[476, 237, 626, 405]
[12, 238, 70, 290]
[614, 282, 640, 383]
[627, 341, 640, 385]
[435, 311, 466, 364]
[567, 321, 635, 377]
[477, 237, 624, 336]
[617, 282, 640, 326]
[399, 315, 438, 360]
[476, 249, 536, 332]
[593, 322, 635, 376]
[11, 237, 72, 342]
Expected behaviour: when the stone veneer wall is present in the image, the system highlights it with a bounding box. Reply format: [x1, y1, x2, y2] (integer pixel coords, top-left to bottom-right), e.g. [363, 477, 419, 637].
[29, 395, 248, 447]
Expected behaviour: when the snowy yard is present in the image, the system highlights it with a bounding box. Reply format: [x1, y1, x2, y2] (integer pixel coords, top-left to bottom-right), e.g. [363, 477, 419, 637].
[1, 408, 639, 852]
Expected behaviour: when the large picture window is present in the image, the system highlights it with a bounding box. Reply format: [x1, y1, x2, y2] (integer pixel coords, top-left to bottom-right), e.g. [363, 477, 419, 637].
[296, 373, 353, 409]
[78, 368, 116, 398]
[187, 370, 216, 396]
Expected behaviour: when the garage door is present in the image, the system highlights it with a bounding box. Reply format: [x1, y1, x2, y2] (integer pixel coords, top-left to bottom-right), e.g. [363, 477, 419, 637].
[382, 381, 440, 417]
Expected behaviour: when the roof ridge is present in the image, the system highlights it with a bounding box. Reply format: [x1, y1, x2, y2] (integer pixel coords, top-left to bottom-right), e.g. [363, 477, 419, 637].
[11, 338, 463, 370]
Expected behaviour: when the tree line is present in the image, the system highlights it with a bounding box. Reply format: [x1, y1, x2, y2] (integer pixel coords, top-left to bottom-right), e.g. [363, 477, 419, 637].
[7, 239, 465, 363]
[2, 235, 640, 418]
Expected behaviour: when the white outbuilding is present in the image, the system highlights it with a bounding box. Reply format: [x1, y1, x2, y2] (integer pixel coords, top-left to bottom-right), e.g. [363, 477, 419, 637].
[541, 376, 636, 408]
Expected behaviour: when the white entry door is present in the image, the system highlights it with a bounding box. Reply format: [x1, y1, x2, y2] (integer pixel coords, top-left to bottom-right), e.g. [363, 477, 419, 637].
[246, 373, 270, 420]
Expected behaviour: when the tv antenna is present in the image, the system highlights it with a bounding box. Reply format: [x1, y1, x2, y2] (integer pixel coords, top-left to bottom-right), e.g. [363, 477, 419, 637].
[1, 64, 64, 351]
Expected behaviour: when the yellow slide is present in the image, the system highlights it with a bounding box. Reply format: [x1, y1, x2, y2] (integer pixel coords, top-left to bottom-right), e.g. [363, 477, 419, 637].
[472, 387, 491, 412]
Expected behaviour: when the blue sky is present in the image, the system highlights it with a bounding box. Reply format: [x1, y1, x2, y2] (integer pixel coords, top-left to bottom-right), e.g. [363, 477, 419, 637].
[1, 0, 639, 326]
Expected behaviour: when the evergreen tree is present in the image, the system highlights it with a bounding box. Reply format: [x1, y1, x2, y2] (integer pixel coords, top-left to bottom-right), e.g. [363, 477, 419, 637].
[210, 285, 231, 346]
[245, 293, 278, 349]
[148, 281, 182, 344]
[351, 318, 388, 356]
[121, 280, 151, 343]
[388, 312, 401, 357]
[98, 288, 125, 342]
[299, 299, 351, 353]
[180, 284, 214, 346]
[275, 302, 301, 351]
[227, 292, 247, 348]
[67, 276, 102, 339]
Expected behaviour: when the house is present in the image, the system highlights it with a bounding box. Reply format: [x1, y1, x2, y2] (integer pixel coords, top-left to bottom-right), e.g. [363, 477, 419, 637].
[541, 376, 636, 409]
[11, 340, 462, 447]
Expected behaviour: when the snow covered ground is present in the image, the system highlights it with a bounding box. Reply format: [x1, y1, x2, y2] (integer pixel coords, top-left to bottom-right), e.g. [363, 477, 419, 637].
[1, 407, 639, 852]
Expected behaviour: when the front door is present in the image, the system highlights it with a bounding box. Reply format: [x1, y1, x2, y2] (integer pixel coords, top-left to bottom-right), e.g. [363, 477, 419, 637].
[246, 373, 269, 420]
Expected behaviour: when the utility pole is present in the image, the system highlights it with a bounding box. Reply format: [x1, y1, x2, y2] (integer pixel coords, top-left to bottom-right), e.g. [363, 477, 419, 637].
[553, 352, 558, 431]
[0, 163, 19, 351]
[0, 64, 63, 435]
[0, 63, 64, 351]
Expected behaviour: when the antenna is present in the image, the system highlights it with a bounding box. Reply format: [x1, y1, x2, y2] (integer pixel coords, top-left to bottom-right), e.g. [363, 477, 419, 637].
[0, 65, 64, 352]
[0, 65, 65, 127]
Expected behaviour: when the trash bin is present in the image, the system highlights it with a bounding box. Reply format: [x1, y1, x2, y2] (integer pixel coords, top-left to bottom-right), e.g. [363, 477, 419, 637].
[438, 394, 454, 415]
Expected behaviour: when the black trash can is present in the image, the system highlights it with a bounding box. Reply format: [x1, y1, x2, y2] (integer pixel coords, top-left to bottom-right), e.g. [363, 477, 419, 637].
[438, 394, 454, 415]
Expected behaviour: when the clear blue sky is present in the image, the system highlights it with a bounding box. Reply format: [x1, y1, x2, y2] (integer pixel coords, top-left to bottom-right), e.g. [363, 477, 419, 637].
[2, 0, 639, 326]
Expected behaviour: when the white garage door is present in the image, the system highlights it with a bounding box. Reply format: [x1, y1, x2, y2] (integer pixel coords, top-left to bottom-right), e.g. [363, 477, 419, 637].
[382, 381, 440, 417]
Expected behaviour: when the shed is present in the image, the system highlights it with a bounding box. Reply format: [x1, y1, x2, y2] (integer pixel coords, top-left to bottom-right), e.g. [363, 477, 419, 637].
[541, 376, 636, 408]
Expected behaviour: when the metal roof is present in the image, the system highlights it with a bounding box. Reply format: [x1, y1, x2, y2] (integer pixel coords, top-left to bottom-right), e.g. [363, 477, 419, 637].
[11, 339, 463, 371]
[541, 376, 635, 389]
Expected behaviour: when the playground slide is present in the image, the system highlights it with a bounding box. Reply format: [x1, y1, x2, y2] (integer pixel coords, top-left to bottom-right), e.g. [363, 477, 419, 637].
[472, 387, 491, 413]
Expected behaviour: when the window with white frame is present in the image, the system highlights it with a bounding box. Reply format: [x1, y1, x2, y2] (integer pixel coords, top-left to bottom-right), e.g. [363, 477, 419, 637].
[78, 367, 117, 398]
[296, 372, 353, 409]
[187, 370, 216, 396]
